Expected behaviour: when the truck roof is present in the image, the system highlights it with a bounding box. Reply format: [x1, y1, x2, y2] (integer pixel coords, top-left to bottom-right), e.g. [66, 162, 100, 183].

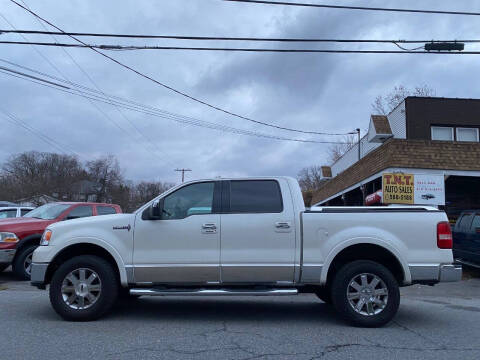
[49, 202, 121, 206]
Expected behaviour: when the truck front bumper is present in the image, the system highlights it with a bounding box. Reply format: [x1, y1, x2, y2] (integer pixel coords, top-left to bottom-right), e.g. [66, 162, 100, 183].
[30, 263, 49, 289]
[0, 249, 16, 265]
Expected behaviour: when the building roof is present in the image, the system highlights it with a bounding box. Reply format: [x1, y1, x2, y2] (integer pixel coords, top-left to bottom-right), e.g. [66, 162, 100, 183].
[371, 115, 392, 135]
[312, 139, 480, 204]
[321, 166, 332, 178]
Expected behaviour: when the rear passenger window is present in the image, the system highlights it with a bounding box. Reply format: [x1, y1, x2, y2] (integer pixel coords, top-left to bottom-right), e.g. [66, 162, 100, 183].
[457, 214, 473, 231]
[21, 209, 31, 216]
[0, 209, 17, 218]
[66, 206, 93, 220]
[229, 180, 283, 213]
[470, 215, 480, 231]
[97, 206, 117, 215]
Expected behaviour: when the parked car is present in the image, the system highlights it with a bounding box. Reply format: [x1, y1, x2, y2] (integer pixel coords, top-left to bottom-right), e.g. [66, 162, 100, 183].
[453, 210, 480, 267]
[31, 177, 460, 327]
[0, 206, 35, 219]
[0, 202, 122, 279]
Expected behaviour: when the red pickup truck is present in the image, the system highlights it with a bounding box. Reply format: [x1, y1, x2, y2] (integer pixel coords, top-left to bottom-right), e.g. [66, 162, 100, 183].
[0, 202, 122, 280]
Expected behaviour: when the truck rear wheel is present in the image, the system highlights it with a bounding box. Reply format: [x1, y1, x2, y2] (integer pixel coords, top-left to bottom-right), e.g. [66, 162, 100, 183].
[49, 255, 119, 321]
[331, 260, 400, 327]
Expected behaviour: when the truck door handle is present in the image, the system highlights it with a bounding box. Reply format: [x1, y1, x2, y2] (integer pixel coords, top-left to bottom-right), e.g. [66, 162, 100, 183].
[275, 222, 291, 229]
[202, 223, 217, 234]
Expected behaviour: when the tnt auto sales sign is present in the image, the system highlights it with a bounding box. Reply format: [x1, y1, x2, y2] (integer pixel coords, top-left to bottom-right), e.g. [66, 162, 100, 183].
[382, 173, 445, 206]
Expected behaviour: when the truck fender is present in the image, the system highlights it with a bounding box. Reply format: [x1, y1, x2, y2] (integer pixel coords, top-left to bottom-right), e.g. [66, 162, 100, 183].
[50, 236, 129, 286]
[320, 237, 412, 285]
[15, 233, 42, 254]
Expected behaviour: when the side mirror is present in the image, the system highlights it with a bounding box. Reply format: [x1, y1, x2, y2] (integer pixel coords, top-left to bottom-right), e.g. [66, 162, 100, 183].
[147, 199, 162, 220]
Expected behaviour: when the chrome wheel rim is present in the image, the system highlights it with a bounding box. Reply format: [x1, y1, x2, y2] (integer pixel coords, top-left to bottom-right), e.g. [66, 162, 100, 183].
[61, 268, 102, 310]
[347, 273, 388, 316]
[24, 252, 33, 276]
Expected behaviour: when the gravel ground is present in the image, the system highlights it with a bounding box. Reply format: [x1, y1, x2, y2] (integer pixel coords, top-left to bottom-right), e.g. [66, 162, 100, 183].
[0, 267, 479, 360]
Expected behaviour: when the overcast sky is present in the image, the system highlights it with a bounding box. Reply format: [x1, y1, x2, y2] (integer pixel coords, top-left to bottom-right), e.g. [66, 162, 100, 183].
[1, 0, 479, 184]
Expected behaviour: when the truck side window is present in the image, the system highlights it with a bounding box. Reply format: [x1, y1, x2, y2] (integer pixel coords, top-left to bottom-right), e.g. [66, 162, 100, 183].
[162, 182, 214, 220]
[457, 213, 473, 231]
[0, 209, 17, 218]
[21, 209, 32, 216]
[470, 215, 480, 232]
[65, 206, 93, 220]
[97, 206, 117, 215]
[229, 180, 283, 213]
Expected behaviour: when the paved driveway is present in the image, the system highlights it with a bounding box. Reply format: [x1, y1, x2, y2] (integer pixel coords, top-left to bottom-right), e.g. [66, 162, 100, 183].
[1, 268, 479, 360]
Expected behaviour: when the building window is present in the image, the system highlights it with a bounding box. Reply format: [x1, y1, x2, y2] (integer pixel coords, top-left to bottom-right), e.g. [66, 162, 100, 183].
[431, 126, 454, 141]
[456, 127, 479, 142]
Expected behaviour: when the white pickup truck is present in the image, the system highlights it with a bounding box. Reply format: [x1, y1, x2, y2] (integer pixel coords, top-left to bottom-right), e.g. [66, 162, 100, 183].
[31, 177, 461, 327]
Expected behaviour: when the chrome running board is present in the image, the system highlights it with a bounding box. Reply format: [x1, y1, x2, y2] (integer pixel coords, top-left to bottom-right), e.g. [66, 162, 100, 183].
[129, 288, 298, 296]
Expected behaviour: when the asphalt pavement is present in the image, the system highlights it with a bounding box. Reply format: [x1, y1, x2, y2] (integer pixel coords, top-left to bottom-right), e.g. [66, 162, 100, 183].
[1, 267, 479, 360]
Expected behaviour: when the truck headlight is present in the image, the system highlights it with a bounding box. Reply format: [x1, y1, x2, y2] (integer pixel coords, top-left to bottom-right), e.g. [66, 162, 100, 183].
[0, 232, 19, 243]
[40, 230, 52, 246]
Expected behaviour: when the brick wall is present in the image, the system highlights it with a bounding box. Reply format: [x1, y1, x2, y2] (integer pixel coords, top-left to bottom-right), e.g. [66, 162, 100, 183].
[311, 139, 480, 204]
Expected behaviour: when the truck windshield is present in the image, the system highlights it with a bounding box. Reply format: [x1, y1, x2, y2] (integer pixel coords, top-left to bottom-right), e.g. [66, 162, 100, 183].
[24, 203, 71, 220]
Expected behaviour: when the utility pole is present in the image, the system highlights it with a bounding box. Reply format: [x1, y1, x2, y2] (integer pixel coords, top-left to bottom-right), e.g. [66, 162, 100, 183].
[356, 128, 361, 161]
[175, 168, 192, 183]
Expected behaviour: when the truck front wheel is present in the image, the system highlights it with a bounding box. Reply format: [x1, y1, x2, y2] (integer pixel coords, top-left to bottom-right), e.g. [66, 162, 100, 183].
[12, 244, 38, 280]
[331, 260, 400, 327]
[49, 255, 119, 321]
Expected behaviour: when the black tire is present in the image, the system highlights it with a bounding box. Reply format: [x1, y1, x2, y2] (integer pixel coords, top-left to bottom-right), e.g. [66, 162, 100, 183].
[315, 286, 332, 304]
[331, 260, 400, 328]
[12, 244, 38, 280]
[49, 255, 119, 321]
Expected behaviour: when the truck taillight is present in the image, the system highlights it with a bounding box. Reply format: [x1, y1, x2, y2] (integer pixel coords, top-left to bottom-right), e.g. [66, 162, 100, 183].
[437, 222, 453, 249]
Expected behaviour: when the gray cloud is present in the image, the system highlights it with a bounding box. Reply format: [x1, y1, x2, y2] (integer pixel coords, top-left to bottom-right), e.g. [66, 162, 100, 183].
[1, 0, 479, 185]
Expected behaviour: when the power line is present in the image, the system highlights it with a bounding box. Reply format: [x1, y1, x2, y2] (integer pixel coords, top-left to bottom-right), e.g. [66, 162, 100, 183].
[0, 62, 352, 145]
[1, 40, 477, 54]
[2, 29, 480, 44]
[0, 41, 480, 54]
[0, 14, 71, 81]
[0, 107, 82, 157]
[223, 0, 480, 16]
[1, 9, 172, 167]
[16, 0, 177, 168]
[8, 0, 350, 137]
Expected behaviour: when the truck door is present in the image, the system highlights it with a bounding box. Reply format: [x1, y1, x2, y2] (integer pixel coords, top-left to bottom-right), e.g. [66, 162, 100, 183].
[219, 179, 296, 284]
[133, 181, 221, 284]
[453, 213, 473, 259]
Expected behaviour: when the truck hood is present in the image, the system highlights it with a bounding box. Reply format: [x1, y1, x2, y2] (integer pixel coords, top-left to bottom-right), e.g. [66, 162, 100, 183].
[0, 217, 51, 233]
[48, 213, 135, 233]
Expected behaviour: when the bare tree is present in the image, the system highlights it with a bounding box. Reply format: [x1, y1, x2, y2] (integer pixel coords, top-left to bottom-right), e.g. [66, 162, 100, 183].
[85, 155, 124, 203]
[297, 166, 325, 192]
[128, 181, 174, 211]
[372, 85, 436, 115]
[0, 151, 175, 211]
[0, 152, 85, 202]
[327, 134, 357, 164]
